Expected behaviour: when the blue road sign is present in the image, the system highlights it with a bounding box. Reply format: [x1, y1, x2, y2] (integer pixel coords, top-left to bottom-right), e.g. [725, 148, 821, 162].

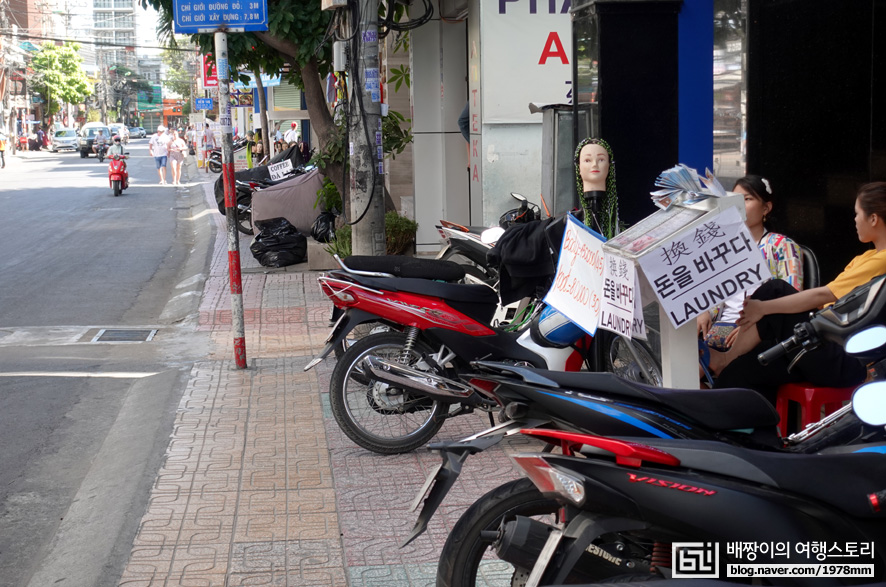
[196, 98, 214, 110]
[173, 0, 269, 34]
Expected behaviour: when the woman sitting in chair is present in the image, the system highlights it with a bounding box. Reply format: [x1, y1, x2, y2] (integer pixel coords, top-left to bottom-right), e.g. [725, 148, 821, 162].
[699, 175, 804, 353]
[709, 182, 886, 404]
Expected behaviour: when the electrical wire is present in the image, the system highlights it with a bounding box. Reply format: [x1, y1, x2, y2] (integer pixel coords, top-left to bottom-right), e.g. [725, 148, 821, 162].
[0, 30, 195, 50]
[344, 0, 381, 228]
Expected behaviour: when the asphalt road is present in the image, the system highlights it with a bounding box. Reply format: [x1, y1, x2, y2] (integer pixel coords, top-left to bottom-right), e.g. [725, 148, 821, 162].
[0, 139, 214, 587]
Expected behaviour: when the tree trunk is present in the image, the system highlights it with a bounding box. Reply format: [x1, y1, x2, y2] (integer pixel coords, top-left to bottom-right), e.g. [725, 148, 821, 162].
[252, 32, 344, 197]
[252, 69, 271, 160]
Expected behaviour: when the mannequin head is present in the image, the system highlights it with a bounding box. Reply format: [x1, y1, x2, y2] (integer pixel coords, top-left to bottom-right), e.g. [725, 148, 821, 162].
[577, 142, 610, 191]
[573, 137, 618, 238]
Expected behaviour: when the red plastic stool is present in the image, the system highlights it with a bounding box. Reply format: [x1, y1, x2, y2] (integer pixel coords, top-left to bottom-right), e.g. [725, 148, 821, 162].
[775, 383, 855, 434]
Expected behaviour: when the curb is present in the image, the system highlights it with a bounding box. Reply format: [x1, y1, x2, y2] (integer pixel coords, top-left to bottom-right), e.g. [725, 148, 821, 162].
[158, 157, 217, 324]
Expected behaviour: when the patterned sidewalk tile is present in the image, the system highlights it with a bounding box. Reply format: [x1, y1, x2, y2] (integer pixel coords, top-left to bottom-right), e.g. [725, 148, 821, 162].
[119, 182, 534, 585]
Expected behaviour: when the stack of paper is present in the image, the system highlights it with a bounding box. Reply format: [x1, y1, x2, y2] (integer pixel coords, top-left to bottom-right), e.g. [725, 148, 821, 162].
[650, 164, 727, 210]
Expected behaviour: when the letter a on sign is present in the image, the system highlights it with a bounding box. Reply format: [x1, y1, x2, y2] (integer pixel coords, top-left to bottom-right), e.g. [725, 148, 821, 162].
[539, 32, 569, 65]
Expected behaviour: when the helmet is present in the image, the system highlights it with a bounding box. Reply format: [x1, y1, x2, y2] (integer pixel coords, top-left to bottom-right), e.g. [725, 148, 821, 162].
[529, 306, 586, 348]
[113, 135, 121, 142]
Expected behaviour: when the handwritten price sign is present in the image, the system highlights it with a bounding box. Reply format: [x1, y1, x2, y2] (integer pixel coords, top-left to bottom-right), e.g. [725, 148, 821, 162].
[545, 214, 605, 336]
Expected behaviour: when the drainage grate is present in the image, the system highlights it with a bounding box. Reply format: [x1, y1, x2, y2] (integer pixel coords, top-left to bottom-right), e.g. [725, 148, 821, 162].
[91, 329, 158, 343]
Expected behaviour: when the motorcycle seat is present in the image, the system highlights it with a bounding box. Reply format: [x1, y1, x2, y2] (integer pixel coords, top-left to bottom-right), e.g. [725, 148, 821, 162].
[343, 255, 466, 282]
[473, 362, 779, 431]
[640, 438, 886, 519]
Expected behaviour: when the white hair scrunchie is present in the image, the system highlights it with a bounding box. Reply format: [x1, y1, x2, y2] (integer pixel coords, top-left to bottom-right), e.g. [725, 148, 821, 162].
[761, 178, 772, 195]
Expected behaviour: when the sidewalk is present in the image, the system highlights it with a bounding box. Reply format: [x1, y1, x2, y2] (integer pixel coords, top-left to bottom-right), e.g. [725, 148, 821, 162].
[117, 160, 535, 586]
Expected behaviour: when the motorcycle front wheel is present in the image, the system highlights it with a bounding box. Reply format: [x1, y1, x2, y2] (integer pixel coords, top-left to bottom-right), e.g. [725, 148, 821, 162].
[208, 159, 222, 173]
[112, 179, 121, 197]
[604, 334, 663, 387]
[235, 206, 254, 235]
[329, 332, 447, 454]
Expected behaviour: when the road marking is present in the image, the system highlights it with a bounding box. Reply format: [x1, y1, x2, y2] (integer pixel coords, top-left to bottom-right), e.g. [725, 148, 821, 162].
[0, 372, 160, 379]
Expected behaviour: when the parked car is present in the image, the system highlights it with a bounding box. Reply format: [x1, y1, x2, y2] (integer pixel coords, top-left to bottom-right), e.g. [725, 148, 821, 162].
[129, 126, 147, 138]
[78, 123, 111, 158]
[109, 123, 130, 144]
[50, 128, 79, 152]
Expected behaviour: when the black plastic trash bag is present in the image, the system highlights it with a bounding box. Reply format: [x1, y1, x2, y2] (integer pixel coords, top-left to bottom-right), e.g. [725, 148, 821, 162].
[311, 211, 336, 243]
[250, 217, 307, 268]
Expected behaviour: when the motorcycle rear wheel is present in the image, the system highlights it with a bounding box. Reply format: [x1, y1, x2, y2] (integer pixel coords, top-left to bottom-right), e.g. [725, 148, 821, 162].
[329, 332, 447, 454]
[438, 478, 661, 586]
[208, 159, 222, 173]
[112, 179, 121, 197]
[437, 478, 561, 587]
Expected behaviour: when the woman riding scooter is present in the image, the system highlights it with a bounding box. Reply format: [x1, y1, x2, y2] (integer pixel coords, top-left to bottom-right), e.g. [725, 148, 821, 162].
[107, 135, 128, 197]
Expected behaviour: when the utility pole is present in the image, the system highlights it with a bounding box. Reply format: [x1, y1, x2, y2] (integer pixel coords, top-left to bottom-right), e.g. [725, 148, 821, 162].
[349, 0, 385, 256]
[215, 32, 247, 369]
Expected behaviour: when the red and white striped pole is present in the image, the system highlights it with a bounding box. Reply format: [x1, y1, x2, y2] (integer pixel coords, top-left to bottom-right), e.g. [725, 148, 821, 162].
[214, 31, 247, 369]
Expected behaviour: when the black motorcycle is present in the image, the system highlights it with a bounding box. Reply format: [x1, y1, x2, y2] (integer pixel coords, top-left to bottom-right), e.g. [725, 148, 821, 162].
[402, 274, 886, 585]
[95, 143, 107, 163]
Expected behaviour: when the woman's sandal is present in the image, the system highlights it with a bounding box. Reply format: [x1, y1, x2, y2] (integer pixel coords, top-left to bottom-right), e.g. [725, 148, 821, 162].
[698, 339, 715, 388]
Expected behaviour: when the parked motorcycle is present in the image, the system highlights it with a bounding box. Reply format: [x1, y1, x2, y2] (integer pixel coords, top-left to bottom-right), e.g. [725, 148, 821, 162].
[306, 254, 661, 454]
[206, 137, 249, 173]
[404, 273, 886, 585]
[108, 153, 129, 197]
[436, 192, 541, 285]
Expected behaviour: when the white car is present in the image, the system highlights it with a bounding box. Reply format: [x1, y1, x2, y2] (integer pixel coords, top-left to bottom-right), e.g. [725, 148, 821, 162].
[50, 128, 80, 152]
[109, 124, 130, 144]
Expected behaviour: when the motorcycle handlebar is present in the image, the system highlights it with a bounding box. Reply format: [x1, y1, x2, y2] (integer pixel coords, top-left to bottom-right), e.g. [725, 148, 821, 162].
[757, 337, 799, 366]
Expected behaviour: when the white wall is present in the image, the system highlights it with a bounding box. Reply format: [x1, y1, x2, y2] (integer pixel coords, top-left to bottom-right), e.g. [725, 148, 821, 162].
[410, 7, 470, 251]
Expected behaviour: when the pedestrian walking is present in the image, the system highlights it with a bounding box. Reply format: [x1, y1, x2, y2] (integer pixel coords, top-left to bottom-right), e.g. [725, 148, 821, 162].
[203, 123, 216, 171]
[36, 127, 45, 151]
[168, 129, 188, 185]
[0, 130, 7, 168]
[283, 122, 299, 147]
[149, 125, 172, 184]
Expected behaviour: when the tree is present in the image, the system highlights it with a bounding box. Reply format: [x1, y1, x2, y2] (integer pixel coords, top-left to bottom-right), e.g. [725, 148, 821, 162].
[30, 42, 90, 118]
[141, 0, 341, 191]
[161, 45, 198, 101]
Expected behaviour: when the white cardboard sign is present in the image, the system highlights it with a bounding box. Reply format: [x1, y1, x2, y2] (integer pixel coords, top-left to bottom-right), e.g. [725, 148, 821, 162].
[637, 206, 767, 329]
[545, 214, 605, 336]
[599, 252, 639, 339]
[268, 159, 293, 181]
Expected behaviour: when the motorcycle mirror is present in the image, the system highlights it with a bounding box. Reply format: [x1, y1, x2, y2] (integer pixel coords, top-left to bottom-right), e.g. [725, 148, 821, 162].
[481, 226, 505, 244]
[510, 192, 527, 202]
[845, 326, 886, 355]
[851, 381, 886, 426]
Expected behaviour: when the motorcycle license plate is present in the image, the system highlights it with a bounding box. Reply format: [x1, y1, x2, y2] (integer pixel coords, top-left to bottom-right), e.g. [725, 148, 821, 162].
[410, 462, 443, 512]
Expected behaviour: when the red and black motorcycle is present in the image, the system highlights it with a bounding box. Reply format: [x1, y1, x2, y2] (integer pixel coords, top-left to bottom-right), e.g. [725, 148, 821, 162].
[304, 255, 661, 455]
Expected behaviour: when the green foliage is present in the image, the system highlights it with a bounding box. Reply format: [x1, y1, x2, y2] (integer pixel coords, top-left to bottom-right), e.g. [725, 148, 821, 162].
[323, 211, 418, 258]
[142, 0, 332, 93]
[384, 211, 418, 255]
[30, 42, 90, 115]
[309, 113, 346, 172]
[87, 110, 102, 123]
[315, 177, 343, 212]
[381, 109, 412, 160]
[161, 45, 197, 99]
[387, 64, 410, 93]
[324, 224, 351, 258]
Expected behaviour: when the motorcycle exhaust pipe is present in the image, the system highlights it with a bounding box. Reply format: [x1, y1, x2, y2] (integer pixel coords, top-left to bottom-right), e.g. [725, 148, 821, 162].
[362, 356, 475, 401]
[494, 516, 641, 582]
